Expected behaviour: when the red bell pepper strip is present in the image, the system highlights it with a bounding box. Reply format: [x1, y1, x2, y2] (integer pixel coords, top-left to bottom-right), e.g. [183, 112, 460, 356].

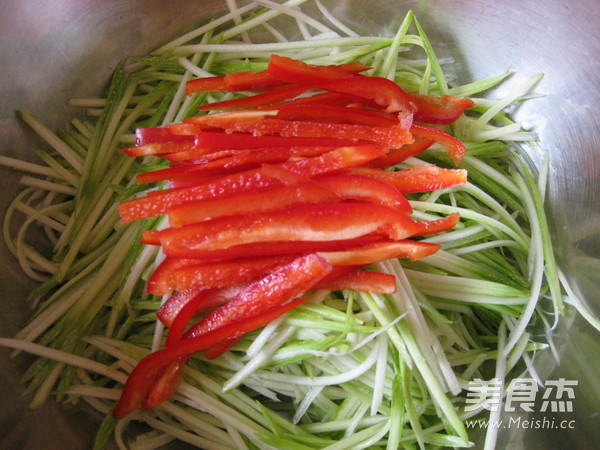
[168, 180, 340, 227]
[170, 255, 296, 294]
[165, 128, 360, 150]
[165, 145, 334, 164]
[198, 83, 315, 111]
[184, 254, 332, 339]
[410, 123, 466, 165]
[123, 140, 197, 158]
[147, 258, 198, 296]
[224, 70, 286, 92]
[266, 55, 369, 83]
[316, 174, 412, 214]
[113, 297, 307, 418]
[274, 103, 399, 127]
[318, 239, 442, 265]
[137, 148, 312, 185]
[258, 92, 354, 110]
[315, 269, 397, 294]
[184, 76, 229, 95]
[352, 164, 467, 193]
[368, 137, 435, 169]
[410, 93, 475, 125]
[154, 203, 423, 258]
[143, 234, 385, 260]
[413, 212, 461, 236]
[157, 285, 243, 327]
[203, 338, 239, 359]
[118, 144, 386, 223]
[177, 118, 413, 148]
[135, 127, 193, 146]
[314, 76, 417, 114]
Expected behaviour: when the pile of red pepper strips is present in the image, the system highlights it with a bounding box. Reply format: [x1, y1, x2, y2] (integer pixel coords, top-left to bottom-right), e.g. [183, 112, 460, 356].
[113, 55, 473, 418]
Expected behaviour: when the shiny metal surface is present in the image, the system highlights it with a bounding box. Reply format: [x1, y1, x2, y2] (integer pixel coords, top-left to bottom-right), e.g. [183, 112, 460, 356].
[1, 1, 599, 448]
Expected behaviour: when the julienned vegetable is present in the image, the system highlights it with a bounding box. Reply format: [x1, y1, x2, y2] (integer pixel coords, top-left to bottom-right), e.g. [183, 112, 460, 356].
[113, 54, 470, 416]
[1, 2, 598, 450]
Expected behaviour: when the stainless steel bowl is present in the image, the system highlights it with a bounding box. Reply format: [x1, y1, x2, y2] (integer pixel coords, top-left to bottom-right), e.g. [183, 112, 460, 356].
[1, 1, 599, 448]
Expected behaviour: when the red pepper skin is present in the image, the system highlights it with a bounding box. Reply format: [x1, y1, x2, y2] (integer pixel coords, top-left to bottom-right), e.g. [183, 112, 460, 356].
[113, 297, 307, 418]
[316, 269, 397, 293]
[168, 181, 340, 227]
[155, 203, 423, 258]
[150, 235, 385, 261]
[166, 128, 359, 150]
[266, 55, 369, 83]
[369, 137, 435, 169]
[178, 118, 413, 148]
[275, 103, 399, 127]
[135, 127, 193, 146]
[203, 338, 239, 359]
[352, 165, 467, 193]
[198, 83, 314, 111]
[166, 145, 337, 164]
[136, 148, 298, 185]
[185, 76, 229, 95]
[147, 258, 198, 296]
[224, 70, 286, 91]
[123, 140, 197, 158]
[318, 239, 442, 265]
[413, 212, 461, 235]
[315, 76, 417, 114]
[157, 285, 243, 327]
[171, 255, 296, 294]
[118, 145, 385, 223]
[316, 174, 412, 214]
[259, 92, 354, 110]
[184, 254, 332, 339]
[410, 124, 466, 165]
[410, 93, 475, 124]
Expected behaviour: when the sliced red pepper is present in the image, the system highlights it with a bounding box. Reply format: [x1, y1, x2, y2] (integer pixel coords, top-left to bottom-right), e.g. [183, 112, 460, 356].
[203, 338, 240, 359]
[198, 83, 314, 111]
[266, 55, 368, 83]
[155, 203, 422, 258]
[410, 93, 475, 125]
[123, 140, 197, 158]
[258, 92, 354, 110]
[185, 76, 229, 95]
[316, 269, 397, 294]
[352, 164, 467, 193]
[184, 254, 331, 339]
[368, 137, 435, 169]
[113, 297, 307, 418]
[147, 235, 384, 261]
[315, 76, 416, 114]
[165, 128, 359, 150]
[177, 118, 413, 148]
[168, 180, 340, 227]
[171, 255, 296, 294]
[275, 103, 399, 127]
[410, 123, 466, 165]
[224, 70, 286, 92]
[157, 285, 243, 327]
[148, 258, 198, 296]
[135, 127, 194, 146]
[136, 148, 302, 185]
[316, 174, 412, 214]
[318, 239, 442, 265]
[118, 144, 386, 223]
[413, 212, 461, 235]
